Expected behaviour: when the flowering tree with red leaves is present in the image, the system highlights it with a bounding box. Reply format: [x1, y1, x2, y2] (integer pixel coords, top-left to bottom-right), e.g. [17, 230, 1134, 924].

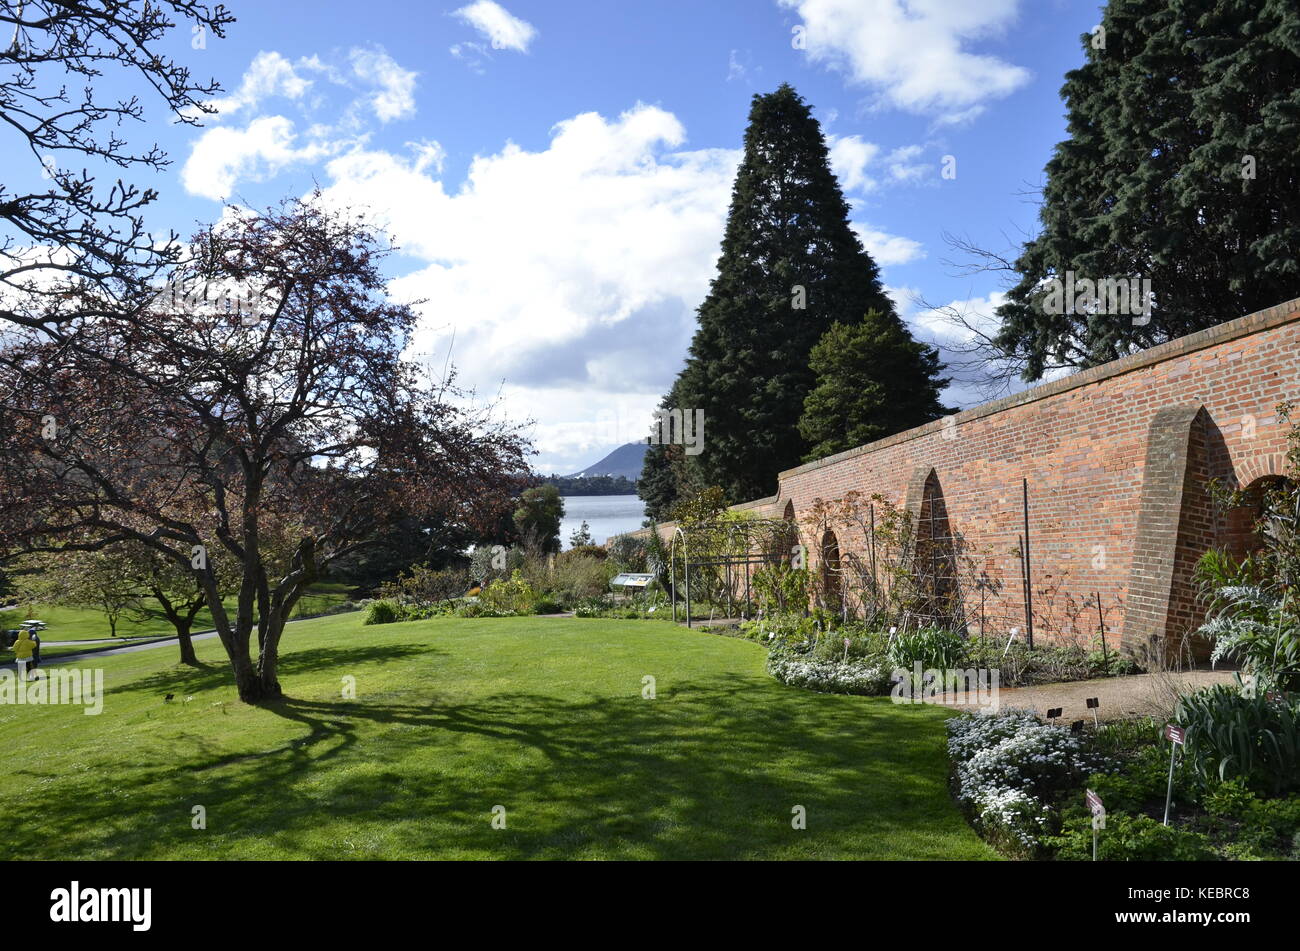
[0, 198, 531, 702]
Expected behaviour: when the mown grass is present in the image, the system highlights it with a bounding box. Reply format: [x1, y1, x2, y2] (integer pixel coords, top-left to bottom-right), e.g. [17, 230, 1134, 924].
[1, 582, 352, 641]
[0, 614, 997, 860]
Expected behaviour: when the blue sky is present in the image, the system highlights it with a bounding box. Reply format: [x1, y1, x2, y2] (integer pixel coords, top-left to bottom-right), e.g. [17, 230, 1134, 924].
[11, 0, 1109, 473]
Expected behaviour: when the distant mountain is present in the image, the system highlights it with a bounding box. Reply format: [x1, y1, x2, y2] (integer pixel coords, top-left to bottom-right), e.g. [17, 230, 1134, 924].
[565, 442, 647, 481]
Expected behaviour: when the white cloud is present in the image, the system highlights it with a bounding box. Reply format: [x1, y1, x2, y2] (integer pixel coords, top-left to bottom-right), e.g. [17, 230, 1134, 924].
[827, 134, 881, 192]
[205, 51, 314, 119]
[181, 116, 342, 201]
[312, 106, 734, 472]
[781, 0, 1030, 120]
[311, 106, 928, 472]
[454, 1, 537, 53]
[852, 223, 924, 266]
[349, 47, 418, 122]
[182, 47, 421, 199]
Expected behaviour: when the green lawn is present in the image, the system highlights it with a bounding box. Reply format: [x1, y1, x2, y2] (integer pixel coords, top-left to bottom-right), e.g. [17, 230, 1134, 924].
[0, 614, 997, 860]
[1, 582, 352, 641]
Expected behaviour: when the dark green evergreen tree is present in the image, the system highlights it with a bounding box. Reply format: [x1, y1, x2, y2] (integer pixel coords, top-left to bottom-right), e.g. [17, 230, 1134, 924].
[994, 0, 1300, 379]
[514, 484, 565, 554]
[798, 310, 952, 461]
[642, 83, 896, 506]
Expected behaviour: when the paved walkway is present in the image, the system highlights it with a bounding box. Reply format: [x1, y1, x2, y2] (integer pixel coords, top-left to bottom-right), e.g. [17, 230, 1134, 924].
[3, 631, 223, 667]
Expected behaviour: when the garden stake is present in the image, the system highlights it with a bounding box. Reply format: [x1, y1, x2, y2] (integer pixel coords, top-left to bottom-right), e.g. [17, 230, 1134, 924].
[1087, 789, 1104, 861]
[1096, 592, 1108, 673]
[1163, 724, 1185, 825]
[1022, 478, 1034, 649]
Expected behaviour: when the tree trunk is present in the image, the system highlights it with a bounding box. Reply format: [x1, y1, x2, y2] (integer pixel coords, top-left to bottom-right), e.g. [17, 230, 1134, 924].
[232, 652, 279, 703]
[176, 620, 198, 666]
[256, 616, 284, 700]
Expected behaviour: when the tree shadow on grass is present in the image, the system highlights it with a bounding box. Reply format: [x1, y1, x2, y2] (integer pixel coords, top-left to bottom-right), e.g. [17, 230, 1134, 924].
[109, 644, 442, 698]
[0, 668, 995, 861]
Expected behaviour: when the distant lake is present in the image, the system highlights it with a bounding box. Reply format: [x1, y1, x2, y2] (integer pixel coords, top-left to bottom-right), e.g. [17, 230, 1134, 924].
[560, 495, 646, 549]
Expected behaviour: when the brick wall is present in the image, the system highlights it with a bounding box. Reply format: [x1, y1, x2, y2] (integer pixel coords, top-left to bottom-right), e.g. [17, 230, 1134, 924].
[628, 298, 1300, 658]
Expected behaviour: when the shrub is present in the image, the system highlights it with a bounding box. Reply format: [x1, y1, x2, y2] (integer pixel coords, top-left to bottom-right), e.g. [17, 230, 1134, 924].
[549, 553, 614, 603]
[479, 570, 538, 615]
[364, 600, 400, 625]
[751, 564, 809, 617]
[377, 565, 470, 607]
[606, 535, 649, 572]
[533, 597, 563, 615]
[809, 623, 891, 664]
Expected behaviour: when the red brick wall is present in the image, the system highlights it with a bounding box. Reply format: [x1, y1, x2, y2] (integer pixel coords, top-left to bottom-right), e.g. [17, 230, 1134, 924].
[632, 298, 1300, 658]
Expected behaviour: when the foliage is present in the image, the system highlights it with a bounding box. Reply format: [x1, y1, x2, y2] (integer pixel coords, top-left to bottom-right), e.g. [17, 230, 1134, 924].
[479, 571, 539, 615]
[644, 83, 898, 504]
[328, 514, 474, 596]
[573, 592, 671, 620]
[514, 484, 564, 555]
[15, 548, 140, 638]
[887, 626, 966, 676]
[364, 600, 401, 626]
[752, 563, 809, 618]
[765, 651, 892, 696]
[798, 310, 951, 461]
[606, 534, 649, 573]
[638, 440, 696, 522]
[540, 474, 637, 496]
[1045, 812, 1216, 862]
[1195, 552, 1300, 694]
[992, 0, 1300, 380]
[948, 710, 1109, 855]
[568, 520, 595, 549]
[1175, 683, 1300, 795]
[0, 198, 531, 703]
[377, 565, 470, 607]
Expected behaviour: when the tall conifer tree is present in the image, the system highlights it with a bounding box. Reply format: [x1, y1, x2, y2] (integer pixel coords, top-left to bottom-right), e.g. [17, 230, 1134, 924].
[994, 0, 1300, 379]
[641, 84, 896, 506]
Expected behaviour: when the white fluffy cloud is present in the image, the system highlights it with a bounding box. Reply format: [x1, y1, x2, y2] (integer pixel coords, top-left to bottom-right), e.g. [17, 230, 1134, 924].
[182, 47, 419, 201]
[454, 1, 537, 53]
[311, 106, 928, 472]
[349, 48, 418, 122]
[203, 51, 314, 119]
[828, 134, 881, 192]
[182, 116, 342, 201]
[828, 135, 931, 194]
[314, 105, 735, 472]
[852, 223, 924, 266]
[781, 0, 1030, 120]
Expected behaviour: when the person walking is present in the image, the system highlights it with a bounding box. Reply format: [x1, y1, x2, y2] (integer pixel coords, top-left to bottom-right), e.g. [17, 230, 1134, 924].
[9, 628, 35, 681]
[29, 628, 41, 671]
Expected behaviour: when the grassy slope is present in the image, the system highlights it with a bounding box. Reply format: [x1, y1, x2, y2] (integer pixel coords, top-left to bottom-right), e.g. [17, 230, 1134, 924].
[0, 614, 996, 860]
[1, 582, 352, 641]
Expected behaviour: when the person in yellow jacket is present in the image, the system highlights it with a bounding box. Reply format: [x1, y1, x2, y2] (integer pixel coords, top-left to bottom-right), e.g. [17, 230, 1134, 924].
[9, 629, 35, 681]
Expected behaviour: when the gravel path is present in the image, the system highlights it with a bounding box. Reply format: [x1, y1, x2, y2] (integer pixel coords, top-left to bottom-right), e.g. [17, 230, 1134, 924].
[951, 669, 1239, 720]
